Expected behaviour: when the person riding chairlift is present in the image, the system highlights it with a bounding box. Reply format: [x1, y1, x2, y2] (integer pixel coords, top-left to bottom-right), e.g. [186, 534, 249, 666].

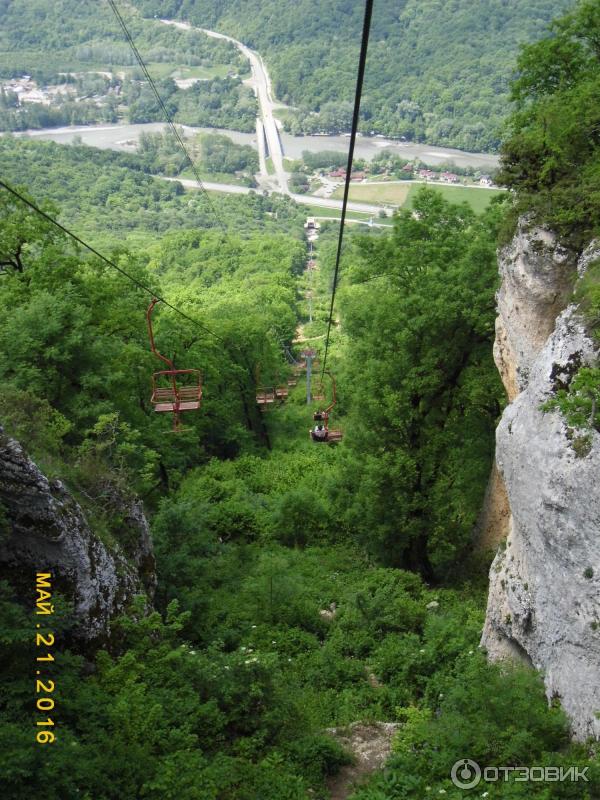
[313, 409, 328, 422]
[312, 423, 328, 441]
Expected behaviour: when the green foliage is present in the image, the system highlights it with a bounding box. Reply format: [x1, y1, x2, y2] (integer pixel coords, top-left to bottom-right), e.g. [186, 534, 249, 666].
[133, 0, 572, 151]
[541, 253, 600, 450]
[0, 155, 306, 519]
[353, 655, 600, 799]
[199, 133, 258, 177]
[3, 6, 600, 793]
[301, 150, 348, 172]
[334, 188, 504, 578]
[576, 256, 600, 331]
[543, 367, 600, 435]
[0, 0, 248, 132]
[499, 0, 600, 243]
[0, 137, 306, 243]
[127, 75, 257, 131]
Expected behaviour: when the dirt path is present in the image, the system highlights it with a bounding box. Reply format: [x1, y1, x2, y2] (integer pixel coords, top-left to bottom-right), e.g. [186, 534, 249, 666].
[326, 722, 400, 799]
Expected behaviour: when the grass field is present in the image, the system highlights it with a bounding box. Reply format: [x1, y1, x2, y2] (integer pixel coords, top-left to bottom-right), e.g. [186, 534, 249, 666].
[406, 183, 504, 213]
[332, 180, 504, 213]
[169, 64, 232, 81]
[332, 182, 411, 206]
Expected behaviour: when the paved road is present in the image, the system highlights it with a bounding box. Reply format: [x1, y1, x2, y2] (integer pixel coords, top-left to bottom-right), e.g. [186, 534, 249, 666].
[16, 20, 498, 218]
[311, 216, 393, 228]
[162, 176, 385, 215]
[163, 176, 251, 194]
[161, 19, 288, 194]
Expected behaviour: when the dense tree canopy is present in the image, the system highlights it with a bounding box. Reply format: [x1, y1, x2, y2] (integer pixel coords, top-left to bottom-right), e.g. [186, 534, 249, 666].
[0, 0, 254, 132]
[2, 2, 600, 796]
[331, 189, 504, 577]
[132, 0, 572, 151]
[499, 0, 600, 244]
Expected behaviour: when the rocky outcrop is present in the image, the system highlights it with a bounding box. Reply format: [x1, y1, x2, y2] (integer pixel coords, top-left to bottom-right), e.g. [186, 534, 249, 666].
[475, 461, 511, 550]
[493, 220, 577, 401]
[482, 228, 600, 741]
[0, 428, 156, 645]
[326, 722, 401, 800]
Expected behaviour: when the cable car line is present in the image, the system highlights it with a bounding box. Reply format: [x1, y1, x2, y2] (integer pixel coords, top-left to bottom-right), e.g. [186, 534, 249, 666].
[107, 0, 226, 234]
[4, 1, 374, 436]
[0, 179, 227, 345]
[320, 0, 373, 381]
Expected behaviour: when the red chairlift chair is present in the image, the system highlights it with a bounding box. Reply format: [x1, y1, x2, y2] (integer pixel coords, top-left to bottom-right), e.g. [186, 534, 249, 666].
[256, 387, 277, 410]
[146, 298, 202, 432]
[256, 360, 289, 408]
[310, 371, 343, 443]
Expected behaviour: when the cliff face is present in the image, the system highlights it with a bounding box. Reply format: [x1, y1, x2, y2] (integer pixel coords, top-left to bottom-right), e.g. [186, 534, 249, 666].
[0, 427, 156, 645]
[482, 224, 600, 741]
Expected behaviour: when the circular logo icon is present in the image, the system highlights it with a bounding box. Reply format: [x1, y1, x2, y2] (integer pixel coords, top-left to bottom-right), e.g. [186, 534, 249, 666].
[451, 758, 482, 789]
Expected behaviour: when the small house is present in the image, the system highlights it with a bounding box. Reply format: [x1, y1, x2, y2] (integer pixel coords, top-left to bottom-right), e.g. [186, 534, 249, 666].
[440, 172, 459, 184]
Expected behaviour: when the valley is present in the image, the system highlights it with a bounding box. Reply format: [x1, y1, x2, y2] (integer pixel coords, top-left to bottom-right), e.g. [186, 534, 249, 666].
[1, 2, 599, 799]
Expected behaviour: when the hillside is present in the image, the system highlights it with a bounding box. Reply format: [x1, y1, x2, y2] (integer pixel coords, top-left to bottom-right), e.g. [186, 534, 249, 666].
[2, 1, 600, 798]
[0, 0, 255, 131]
[132, 0, 573, 151]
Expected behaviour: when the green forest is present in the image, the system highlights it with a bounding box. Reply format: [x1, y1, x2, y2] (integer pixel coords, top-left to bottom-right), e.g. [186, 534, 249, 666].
[131, 0, 572, 151]
[0, 0, 575, 149]
[0, 0, 255, 132]
[1, 0, 600, 798]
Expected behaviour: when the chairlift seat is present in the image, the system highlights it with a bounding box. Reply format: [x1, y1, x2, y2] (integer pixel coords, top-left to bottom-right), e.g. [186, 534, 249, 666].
[256, 388, 276, 405]
[310, 428, 343, 443]
[151, 370, 202, 413]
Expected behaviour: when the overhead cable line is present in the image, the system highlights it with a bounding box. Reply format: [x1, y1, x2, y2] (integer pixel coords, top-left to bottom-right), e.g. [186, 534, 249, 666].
[320, 0, 373, 380]
[0, 179, 227, 344]
[107, 0, 226, 233]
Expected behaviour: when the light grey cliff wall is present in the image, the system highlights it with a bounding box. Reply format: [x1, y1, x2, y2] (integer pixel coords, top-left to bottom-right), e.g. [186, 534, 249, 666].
[482, 228, 600, 741]
[0, 427, 156, 645]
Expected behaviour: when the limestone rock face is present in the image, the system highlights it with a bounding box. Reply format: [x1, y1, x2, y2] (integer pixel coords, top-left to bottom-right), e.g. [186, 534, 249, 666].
[0, 429, 156, 645]
[482, 229, 600, 741]
[493, 220, 577, 401]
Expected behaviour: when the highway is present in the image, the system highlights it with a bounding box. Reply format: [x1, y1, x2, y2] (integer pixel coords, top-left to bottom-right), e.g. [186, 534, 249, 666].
[161, 19, 288, 194]
[161, 176, 384, 216]
[160, 20, 388, 216]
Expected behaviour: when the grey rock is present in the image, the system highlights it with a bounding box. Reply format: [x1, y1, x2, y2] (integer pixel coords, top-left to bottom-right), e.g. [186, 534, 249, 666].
[577, 240, 600, 279]
[482, 230, 600, 741]
[493, 220, 577, 401]
[0, 428, 156, 644]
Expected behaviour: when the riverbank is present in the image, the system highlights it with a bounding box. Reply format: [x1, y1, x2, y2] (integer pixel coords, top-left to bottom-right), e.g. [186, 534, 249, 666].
[13, 122, 499, 170]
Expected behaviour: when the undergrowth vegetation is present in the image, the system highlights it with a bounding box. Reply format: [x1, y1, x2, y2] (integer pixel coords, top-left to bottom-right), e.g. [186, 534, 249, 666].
[2, 2, 600, 792]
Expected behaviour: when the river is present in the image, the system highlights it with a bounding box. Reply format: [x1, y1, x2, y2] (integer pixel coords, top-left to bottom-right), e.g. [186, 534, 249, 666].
[15, 122, 499, 170]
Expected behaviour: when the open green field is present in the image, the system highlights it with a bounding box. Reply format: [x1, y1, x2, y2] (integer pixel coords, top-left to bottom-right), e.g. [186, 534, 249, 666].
[406, 183, 504, 213]
[169, 63, 234, 80]
[332, 180, 504, 214]
[332, 181, 411, 206]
